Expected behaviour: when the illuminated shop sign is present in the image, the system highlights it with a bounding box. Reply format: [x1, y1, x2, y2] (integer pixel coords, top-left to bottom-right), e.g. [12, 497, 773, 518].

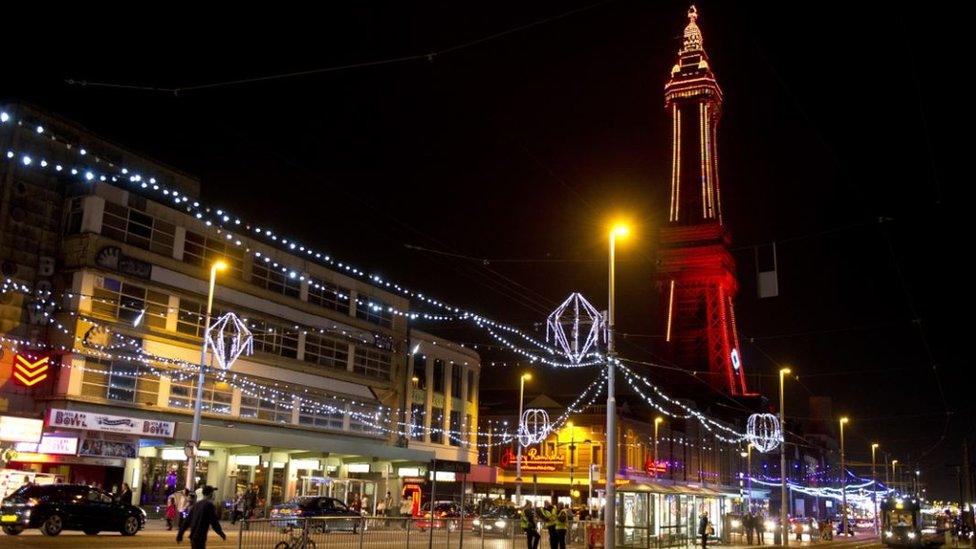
[46, 408, 175, 438]
[12, 354, 50, 387]
[0, 416, 43, 443]
[500, 447, 564, 472]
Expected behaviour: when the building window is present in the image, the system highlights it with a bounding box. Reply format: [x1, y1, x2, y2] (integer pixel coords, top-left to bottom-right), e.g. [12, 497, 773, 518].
[465, 414, 473, 445]
[303, 332, 349, 371]
[101, 201, 175, 256]
[81, 356, 158, 405]
[430, 407, 443, 444]
[591, 446, 602, 466]
[168, 379, 232, 414]
[175, 297, 227, 338]
[307, 277, 350, 313]
[353, 347, 392, 380]
[467, 371, 476, 402]
[299, 400, 344, 431]
[65, 197, 84, 235]
[433, 360, 445, 393]
[183, 230, 244, 277]
[348, 402, 383, 436]
[355, 296, 393, 328]
[250, 319, 299, 359]
[251, 256, 300, 298]
[451, 364, 462, 398]
[91, 277, 168, 331]
[411, 404, 425, 441]
[449, 411, 461, 447]
[413, 355, 427, 390]
[240, 390, 292, 423]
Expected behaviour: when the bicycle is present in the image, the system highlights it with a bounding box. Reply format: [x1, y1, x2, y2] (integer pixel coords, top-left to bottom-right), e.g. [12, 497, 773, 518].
[274, 525, 317, 549]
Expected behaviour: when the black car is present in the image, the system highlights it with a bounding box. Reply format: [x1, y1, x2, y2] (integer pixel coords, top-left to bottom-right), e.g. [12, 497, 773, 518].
[473, 505, 520, 536]
[1, 484, 146, 536]
[269, 496, 362, 533]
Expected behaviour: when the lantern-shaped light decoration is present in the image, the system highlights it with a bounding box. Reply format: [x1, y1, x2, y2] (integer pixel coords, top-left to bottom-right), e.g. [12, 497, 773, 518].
[546, 292, 604, 364]
[518, 408, 551, 448]
[746, 413, 782, 453]
[206, 312, 253, 370]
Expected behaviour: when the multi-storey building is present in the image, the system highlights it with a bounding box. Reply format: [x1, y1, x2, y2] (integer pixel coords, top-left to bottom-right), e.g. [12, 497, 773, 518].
[0, 104, 479, 509]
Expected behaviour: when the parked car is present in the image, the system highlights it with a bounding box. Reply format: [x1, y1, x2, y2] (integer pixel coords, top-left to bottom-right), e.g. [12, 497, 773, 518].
[1, 483, 146, 536]
[473, 505, 520, 536]
[269, 496, 363, 533]
[416, 501, 476, 531]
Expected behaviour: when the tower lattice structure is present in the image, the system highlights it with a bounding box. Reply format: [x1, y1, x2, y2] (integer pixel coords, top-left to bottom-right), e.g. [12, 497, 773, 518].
[656, 6, 748, 396]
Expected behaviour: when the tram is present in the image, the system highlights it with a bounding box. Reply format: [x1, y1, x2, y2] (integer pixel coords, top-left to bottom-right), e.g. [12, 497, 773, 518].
[881, 496, 944, 548]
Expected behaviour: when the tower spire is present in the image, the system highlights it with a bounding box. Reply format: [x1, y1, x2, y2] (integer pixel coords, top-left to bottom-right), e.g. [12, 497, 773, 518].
[681, 5, 704, 53]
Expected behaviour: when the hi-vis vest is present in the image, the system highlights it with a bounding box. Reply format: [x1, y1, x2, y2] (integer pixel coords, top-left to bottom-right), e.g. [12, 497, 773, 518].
[555, 509, 569, 531]
[521, 509, 536, 531]
[542, 508, 556, 528]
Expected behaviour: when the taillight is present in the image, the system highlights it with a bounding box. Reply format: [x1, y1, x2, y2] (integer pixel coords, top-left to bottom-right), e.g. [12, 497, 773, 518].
[295, 509, 303, 516]
[26, 498, 41, 506]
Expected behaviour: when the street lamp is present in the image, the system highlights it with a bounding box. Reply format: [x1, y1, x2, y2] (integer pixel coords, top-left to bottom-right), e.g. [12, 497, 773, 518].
[653, 417, 664, 480]
[515, 372, 532, 505]
[741, 443, 753, 512]
[606, 222, 629, 549]
[871, 443, 879, 535]
[839, 417, 849, 537]
[779, 367, 791, 546]
[891, 459, 898, 494]
[186, 259, 227, 491]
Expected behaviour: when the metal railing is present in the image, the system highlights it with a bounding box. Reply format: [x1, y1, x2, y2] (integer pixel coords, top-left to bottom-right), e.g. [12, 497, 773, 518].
[239, 516, 605, 549]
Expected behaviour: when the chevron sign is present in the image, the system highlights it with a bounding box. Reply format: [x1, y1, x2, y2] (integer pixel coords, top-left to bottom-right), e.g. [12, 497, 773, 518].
[13, 354, 50, 387]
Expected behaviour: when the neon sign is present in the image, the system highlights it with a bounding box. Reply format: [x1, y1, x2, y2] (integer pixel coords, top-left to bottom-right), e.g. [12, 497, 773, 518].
[13, 354, 49, 387]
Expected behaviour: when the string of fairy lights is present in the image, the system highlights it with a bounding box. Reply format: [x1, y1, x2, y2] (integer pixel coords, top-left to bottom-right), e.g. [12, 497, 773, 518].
[2, 108, 778, 454]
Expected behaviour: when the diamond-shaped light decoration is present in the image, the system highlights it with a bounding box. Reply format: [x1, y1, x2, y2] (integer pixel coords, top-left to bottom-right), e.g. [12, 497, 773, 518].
[206, 312, 253, 370]
[546, 292, 604, 364]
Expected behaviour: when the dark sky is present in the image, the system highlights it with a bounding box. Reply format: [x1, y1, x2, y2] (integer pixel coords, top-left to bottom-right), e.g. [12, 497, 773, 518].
[4, 2, 969, 497]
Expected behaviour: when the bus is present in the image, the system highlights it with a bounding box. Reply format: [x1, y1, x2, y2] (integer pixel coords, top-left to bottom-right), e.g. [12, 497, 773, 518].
[881, 496, 944, 548]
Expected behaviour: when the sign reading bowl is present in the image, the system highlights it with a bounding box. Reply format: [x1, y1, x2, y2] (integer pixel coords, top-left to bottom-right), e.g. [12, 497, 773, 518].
[46, 409, 175, 438]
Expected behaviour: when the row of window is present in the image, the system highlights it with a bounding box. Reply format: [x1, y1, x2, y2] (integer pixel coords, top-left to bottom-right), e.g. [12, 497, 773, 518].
[91, 276, 392, 380]
[80, 356, 382, 436]
[410, 406, 473, 447]
[81, 198, 394, 328]
[412, 356, 476, 402]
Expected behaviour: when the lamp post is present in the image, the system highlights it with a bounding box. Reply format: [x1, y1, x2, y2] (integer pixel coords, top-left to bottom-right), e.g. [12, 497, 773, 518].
[891, 460, 898, 494]
[606, 223, 629, 549]
[741, 443, 753, 512]
[653, 417, 663, 480]
[185, 260, 227, 491]
[779, 367, 791, 546]
[839, 417, 849, 537]
[515, 372, 532, 505]
[871, 443, 879, 535]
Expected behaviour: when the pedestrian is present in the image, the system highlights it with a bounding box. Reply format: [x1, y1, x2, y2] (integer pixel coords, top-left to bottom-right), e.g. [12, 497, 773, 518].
[698, 511, 709, 549]
[400, 494, 414, 528]
[543, 501, 557, 549]
[744, 512, 754, 545]
[177, 485, 226, 549]
[244, 485, 258, 519]
[166, 493, 178, 530]
[362, 494, 370, 515]
[756, 512, 765, 544]
[522, 501, 541, 549]
[230, 490, 245, 524]
[179, 489, 195, 530]
[555, 502, 569, 549]
[118, 482, 133, 506]
[794, 519, 803, 541]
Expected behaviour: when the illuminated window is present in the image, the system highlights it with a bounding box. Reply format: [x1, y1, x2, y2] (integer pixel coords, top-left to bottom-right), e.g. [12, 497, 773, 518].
[81, 355, 159, 405]
[183, 230, 244, 278]
[299, 399, 344, 431]
[413, 355, 427, 390]
[250, 256, 300, 298]
[430, 407, 443, 444]
[303, 332, 349, 371]
[411, 404, 425, 441]
[348, 402, 383, 436]
[91, 277, 168, 330]
[169, 379, 232, 414]
[101, 201, 175, 256]
[449, 411, 461, 447]
[240, 389, 291, 423]
[451, 364, 462, 398]
[175, 297, 226, 338]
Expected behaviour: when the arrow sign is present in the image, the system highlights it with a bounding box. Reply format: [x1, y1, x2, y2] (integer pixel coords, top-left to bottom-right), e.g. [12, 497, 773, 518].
[13, 355, 49, 387]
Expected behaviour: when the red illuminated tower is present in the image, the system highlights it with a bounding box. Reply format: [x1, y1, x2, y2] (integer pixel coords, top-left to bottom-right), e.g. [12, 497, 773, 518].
[656, 6, 748, 395]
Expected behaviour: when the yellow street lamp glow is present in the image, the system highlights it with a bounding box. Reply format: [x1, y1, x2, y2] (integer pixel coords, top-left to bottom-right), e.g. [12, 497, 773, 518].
[212, 260, 228, 272]
[840, 417, 849, 424]
[780, 367, 791, 375]
[872, 443, 880, 450]
[521, 373, 532, 381]
[740, 451, 748, 458]
[655, 417, 664, 425]
[611, 224, 630, 238]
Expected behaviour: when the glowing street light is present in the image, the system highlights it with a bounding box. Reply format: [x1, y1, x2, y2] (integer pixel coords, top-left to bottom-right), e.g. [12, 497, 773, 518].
[779, 367, 791, 546]
[606, 221, 631, 549]
[186, 260, 227, 491]
[515, 372, 532, 505]
[839, 417, 850, 536]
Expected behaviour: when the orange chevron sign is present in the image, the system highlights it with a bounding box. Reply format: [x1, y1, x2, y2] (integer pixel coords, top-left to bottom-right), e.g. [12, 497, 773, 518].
[13, 354, 50, 387]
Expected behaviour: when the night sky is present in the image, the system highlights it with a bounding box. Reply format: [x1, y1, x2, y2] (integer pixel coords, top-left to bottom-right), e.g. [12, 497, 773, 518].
[4, 2, 968, 498]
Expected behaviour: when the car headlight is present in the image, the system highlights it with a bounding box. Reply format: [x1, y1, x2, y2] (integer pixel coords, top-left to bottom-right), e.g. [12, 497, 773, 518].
[731, 520, 741, 528]
[907, 532, 916, 539]
[495, 520, 507, 528]
[886, 531, 893, 538]
[140, 507, 148, 517]
[473, 519, 481, 526]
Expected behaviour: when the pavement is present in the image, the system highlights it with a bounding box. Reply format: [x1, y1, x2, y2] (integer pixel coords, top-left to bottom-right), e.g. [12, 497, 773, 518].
[0, 519, 883, 549]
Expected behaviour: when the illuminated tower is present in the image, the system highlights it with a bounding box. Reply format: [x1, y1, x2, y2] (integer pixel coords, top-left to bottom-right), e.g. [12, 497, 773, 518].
[657, 6, 748, 395]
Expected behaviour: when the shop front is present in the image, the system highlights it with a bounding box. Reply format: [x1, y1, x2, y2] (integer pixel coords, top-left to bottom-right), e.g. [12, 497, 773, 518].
[613, 482, 738, 549]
